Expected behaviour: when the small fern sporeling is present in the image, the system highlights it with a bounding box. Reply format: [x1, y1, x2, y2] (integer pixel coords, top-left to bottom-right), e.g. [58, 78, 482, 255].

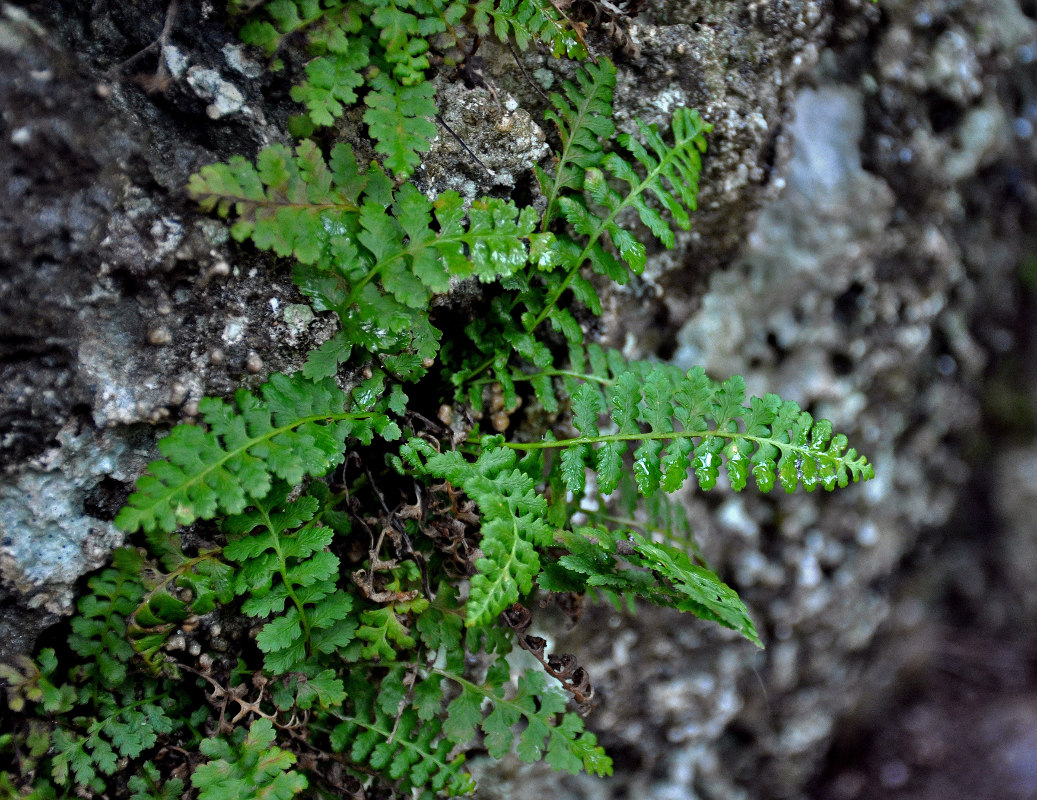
[0, 4, 875, 799]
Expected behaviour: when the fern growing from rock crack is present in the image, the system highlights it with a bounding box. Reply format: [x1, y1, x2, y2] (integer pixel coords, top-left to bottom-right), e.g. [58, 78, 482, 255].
[1, 16, 878, 800]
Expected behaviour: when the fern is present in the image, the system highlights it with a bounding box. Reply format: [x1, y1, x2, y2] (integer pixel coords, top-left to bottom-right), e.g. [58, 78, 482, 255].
[188, 141, 554, 380]
[114, 371, 394, 534]
[236, 0, 591, 175]
[470, 0, 589, 59]
[440, 666, 610, 775]
[223, 482, 357, 679]
[501, 353, 873, 497]
[450, 58, 709, 401]
[3, 14, 883, 800]
[127, 762, 185, 800]
[66, 552, 146, 688]
[192, 719, 307, 800]
[330, 672, 474, 797]
[235, 0, 451, 176]
[536, 58, 617, 229]
[364, 72, 440, 176]
[529, 92, 710, 330]
[540, 526, 761, 646]
[400, 440, 553, 627]
[5, 563, 190, 798]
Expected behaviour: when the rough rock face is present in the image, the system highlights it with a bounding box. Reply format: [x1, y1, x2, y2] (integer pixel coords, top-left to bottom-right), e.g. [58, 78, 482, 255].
[1, 0, 1035, 798]
[0, 0, 326, 652]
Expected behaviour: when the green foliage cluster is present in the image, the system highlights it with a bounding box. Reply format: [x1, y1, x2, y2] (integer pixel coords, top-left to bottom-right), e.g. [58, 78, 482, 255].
[0, 1, 874, 798]
[232, 0, 586, 175]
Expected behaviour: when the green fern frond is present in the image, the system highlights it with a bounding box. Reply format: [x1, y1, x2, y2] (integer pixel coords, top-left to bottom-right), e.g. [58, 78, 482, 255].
[291, 47, 370, 126]
[555, 106, 709, 283]
[236, 0, 443, 174]
[498, 350, 874, 497]
[540, 526, 761, 646]
[186, 140, 377, 264]
[402, 440, 553, 627]
[536, 58, 617, 228]
[223, 483, 358, 677]
[441, 667, 610, 775]
[190, 141, 553, 377]
[127, 762, 184, 800]
[192, 719, 307, 800]
[470, 0, 588, 59]
[238, 0, 359, 57]
[367, 0, 456, 87]
[331, 672, 475, 797]
[363, 72, 439, 177]
[67, 552, 146, 688]
[114, 372, 390, 534]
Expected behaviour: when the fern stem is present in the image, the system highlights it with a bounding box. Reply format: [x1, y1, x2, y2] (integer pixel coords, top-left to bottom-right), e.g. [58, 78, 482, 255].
[470, 368, 610, 387]
[493, 428, 842, 463]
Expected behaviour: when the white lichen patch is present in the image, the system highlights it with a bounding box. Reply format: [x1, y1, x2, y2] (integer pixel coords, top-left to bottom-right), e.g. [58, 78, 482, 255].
[186, 66, 245, 119]
[0, 427, 130, 614]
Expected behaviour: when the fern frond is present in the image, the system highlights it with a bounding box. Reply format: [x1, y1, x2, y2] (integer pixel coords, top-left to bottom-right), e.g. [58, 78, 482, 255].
[331, 672, 475, 797]
[114, 372, 391, 534]
[67, 552, 146, 688]
[223, 483, 358, 678]
[40, 639, 183, 796]
[363, 73, 439, 177]
[238, 0, 358, 57]
[186, 140, 376, 264]
[536, 58, 617, 228]
[470, 0, 588, 59]
[540, 526, 761, 646]
[237, 0, 443, 173]
[368, 0, 456, 87]
[191, 142, 552, 376]
[291, 47, 370, 126]
[440, 668, 610, 776]
[499, 351, 875, 497]
[193, 719, 307, 800]
[556, 106, 709, 282]
[401, 440, 553, 627]
[127, 762, 185, 800]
